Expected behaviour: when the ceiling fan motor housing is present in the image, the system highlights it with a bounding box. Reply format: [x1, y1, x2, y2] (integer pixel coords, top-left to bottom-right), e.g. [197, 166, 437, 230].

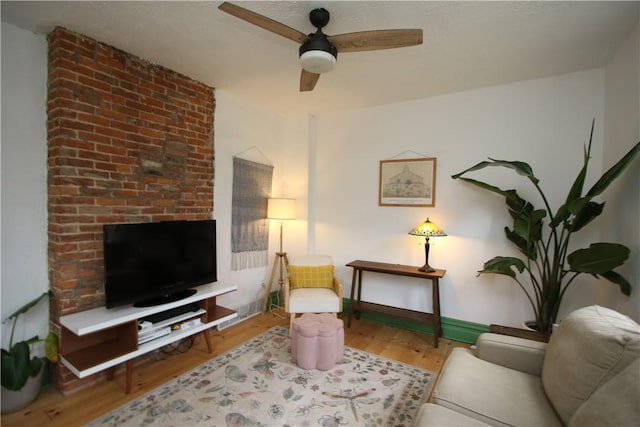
[298, 7, 337, 74]
[309, 8, 330, 29]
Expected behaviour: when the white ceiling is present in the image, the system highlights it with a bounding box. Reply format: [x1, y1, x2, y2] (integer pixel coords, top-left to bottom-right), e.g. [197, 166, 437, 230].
[2, 1, 638, 117]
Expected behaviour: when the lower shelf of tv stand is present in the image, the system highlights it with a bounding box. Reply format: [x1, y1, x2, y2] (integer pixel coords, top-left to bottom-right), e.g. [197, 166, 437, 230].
[60, 282, 237, 389]
[62, 307, 236, 378]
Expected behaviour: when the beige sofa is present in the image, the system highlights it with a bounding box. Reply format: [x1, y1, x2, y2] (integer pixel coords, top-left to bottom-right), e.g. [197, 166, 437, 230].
[416, 305, 640, 426]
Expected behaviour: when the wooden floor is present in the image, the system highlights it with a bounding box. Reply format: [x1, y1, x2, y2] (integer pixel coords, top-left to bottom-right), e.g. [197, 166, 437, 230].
[1, 309, 469, 426]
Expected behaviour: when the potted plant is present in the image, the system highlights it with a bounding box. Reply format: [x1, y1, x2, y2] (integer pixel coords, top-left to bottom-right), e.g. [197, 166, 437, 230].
[452, 124, 639, 334]
[1, 291, 58, 413]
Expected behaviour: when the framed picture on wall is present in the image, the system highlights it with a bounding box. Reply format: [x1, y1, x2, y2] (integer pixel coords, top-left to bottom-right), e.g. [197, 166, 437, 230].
[379, 157, 437, 207]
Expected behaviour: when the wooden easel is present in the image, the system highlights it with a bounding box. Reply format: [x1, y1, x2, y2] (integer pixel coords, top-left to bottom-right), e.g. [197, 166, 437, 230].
[263, 251, 289, 313]
[262, 198, 295, 313]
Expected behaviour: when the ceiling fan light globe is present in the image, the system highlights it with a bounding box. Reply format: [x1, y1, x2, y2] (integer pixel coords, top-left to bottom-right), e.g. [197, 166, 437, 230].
[299, 50, 336, 74]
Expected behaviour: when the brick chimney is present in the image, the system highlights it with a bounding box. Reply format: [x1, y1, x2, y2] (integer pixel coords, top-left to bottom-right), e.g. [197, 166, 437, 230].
[47, 27, 215, 393]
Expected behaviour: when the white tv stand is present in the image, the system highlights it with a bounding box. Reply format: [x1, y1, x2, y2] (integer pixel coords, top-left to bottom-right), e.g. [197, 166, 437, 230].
[60, 282, 237, 393]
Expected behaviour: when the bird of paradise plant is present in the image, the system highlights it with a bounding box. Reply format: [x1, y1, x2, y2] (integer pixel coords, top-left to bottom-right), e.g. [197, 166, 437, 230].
[452, 123, 639, 334]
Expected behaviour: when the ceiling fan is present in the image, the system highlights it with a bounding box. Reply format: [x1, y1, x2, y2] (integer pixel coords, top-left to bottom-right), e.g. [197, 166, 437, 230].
[218, 2, 423, 92]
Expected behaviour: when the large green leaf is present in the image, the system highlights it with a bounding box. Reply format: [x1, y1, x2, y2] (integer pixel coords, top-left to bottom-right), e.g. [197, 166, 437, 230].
[553, 195, 602, 229]
[502, 204, 545, 259]
[551, 204, 570, 227]
[569, 201, 604, 232]
[1, 341, 43, 391]
[567, 196, 591, 214]
[451, 160, 497, 178]
[3, 291, 49, 323]
[567, 243, 630, 274]
[453, 178, 535, 225]
[486, 158, 539, 183]
[599, 270, 632, 296]
[505, 190, 534, 220]
[478, 256, 526, 278]
[565, 152, 589, 204]
[453, 177, 507, 197]
[505, 227, 535, 258]
[452, 158, 538, 183]
[586, 141, 640, 197]
[564, 122, 594, 207]
[513, 209, 545, 242]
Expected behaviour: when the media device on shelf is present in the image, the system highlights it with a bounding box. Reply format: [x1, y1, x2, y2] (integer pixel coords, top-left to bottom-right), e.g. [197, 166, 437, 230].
[103, 219, 217, 309]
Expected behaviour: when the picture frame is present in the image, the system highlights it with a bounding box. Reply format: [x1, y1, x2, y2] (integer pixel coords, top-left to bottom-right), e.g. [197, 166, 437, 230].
[379, 157, 437, 207]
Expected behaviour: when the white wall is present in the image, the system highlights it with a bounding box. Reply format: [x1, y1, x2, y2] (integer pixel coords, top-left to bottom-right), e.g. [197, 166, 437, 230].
[213, 90, 309, 313]
[289, 70, 612, 327]
[1, 23, 49, 351]
[601, 19, 640, 319]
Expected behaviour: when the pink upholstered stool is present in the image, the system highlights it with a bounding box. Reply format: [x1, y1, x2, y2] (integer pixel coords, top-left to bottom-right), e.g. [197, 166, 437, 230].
[291, 313, 344, 370]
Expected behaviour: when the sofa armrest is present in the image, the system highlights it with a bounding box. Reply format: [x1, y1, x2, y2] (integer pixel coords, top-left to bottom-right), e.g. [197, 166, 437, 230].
[475, 333, 547, 376]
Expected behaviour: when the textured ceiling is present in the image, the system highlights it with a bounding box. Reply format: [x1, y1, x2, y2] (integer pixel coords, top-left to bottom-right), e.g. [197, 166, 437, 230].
[2, 1, 638, 117]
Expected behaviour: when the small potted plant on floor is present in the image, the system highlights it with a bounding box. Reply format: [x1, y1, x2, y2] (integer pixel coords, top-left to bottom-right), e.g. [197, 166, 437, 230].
[452, 123, 639, 334]
[1, 291, 58, 413]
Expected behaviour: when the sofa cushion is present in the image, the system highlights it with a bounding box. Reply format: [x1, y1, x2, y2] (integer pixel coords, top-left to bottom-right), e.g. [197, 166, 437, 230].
[433, 347, 563, 427]
[542, 305, 640, 424]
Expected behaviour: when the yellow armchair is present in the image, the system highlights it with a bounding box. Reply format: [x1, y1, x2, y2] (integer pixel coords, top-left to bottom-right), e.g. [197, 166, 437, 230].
[284, 255, 343, 332]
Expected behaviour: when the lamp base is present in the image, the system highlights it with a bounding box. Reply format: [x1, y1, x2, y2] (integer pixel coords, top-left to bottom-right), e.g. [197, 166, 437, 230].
[418, 264, 436, 273]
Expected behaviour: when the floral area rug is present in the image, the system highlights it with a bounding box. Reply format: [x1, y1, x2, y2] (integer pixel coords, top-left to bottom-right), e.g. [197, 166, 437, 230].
[87, 326, 435, 427]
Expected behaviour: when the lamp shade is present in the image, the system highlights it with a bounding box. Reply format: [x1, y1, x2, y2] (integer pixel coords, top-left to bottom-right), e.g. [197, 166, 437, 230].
[299, 50, 336, 74]
[408, 218, 447, 237]
[299, 35, 337, 74]
[267, 198, 296, 220]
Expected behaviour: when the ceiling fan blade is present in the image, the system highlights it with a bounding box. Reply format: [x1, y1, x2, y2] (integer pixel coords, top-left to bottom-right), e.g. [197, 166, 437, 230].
[300, 70, 320, 92]
[328, 29, 423, 52]
[218, 2, 307, 44]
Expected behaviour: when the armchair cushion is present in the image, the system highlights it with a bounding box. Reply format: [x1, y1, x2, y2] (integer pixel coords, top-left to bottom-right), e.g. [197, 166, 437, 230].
[288, 287, 341, 313]
[288, 265, 334, 289]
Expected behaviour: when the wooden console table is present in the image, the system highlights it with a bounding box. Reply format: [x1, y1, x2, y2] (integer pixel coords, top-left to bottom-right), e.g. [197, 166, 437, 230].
[346, 260, 446, 348]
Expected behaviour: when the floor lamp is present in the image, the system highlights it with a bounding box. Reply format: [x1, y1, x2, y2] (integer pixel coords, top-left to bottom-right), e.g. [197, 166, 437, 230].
[263, 198, 296, 313]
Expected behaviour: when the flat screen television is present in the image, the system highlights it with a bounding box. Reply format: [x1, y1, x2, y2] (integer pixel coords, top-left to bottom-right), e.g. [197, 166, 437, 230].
[103, 219, 217, 308]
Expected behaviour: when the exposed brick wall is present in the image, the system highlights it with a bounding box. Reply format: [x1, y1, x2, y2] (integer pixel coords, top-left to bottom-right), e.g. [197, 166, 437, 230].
[47, 27, 215, 393]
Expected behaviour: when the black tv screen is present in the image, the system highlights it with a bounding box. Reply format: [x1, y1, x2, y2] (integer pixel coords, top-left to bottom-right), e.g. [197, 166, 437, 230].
[103, 220, 217, 308]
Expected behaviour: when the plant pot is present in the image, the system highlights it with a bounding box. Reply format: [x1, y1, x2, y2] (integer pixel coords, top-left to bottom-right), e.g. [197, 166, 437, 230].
[522, 320, 559, 334]
[1, 368, 44, 414]
[522, 320, 538, 331]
